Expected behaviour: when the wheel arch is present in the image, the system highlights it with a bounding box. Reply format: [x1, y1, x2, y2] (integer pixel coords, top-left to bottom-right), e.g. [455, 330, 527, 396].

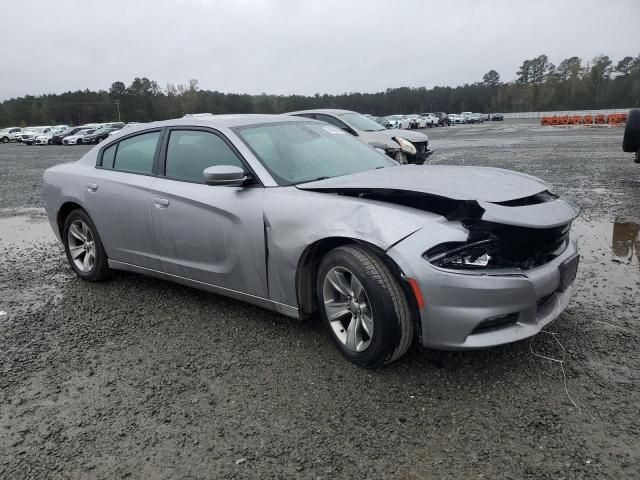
[295, 237, 421, 335]
[57, 201, 86, 237]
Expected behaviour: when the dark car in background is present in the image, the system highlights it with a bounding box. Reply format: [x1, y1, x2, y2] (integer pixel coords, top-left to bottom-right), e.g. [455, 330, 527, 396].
[433, 112, 451, 126]
[490, 113, 504, 121]
[83, 126, 123, 144]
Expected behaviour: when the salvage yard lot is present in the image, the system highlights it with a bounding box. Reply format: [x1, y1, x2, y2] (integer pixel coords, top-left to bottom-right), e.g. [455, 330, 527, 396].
[1, 120, 639, 479]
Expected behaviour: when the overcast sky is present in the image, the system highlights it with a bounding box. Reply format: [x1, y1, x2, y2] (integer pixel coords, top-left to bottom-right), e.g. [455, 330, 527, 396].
[1, 0, 639, 100]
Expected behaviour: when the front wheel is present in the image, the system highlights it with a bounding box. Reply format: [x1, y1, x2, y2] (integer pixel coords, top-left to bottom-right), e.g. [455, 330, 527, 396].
[63, 209, 111, 281]
[317, 245, 415, 368]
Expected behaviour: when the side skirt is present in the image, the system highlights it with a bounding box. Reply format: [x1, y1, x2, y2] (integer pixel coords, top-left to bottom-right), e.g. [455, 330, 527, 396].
[108, 260, 300, 319]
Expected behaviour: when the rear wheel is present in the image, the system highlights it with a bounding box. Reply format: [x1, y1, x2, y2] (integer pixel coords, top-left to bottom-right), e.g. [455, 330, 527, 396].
[63, 209, 111, 282]
[316, 245, 415, 368]
[1, 136, 8, 143]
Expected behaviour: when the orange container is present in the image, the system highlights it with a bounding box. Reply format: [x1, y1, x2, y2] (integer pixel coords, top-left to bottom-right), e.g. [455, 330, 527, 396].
[608, 113, 627, 124]
[582, 114, 593, 124]
[595, 114, 606, 124]
[541, 116, 551, 126]
[570, 115, 581, 125]
[559, 115, 569, 125]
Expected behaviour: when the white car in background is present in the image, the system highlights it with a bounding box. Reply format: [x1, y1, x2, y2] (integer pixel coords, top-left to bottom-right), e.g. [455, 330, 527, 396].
[384, 115, 404, 129]
[459, 112, 472, 123]
[0, 127, 23, 143]
[449, 114, 464, 124]
[419, 113, 438, 128]
[62, 129, 95, 145]
[401, 114, 428, 129]
[21, 126, 53, 145]
[35, 132, 56, 145]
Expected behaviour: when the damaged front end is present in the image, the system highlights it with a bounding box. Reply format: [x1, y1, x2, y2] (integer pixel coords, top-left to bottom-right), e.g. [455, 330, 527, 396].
[340, 188, 578, 272]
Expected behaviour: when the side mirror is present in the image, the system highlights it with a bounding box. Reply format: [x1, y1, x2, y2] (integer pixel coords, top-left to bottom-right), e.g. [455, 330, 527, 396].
[203, 165, 248, 186]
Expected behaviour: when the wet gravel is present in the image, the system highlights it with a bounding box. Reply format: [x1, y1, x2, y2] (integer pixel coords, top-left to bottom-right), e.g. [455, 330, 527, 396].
[1, 122, 639, 479]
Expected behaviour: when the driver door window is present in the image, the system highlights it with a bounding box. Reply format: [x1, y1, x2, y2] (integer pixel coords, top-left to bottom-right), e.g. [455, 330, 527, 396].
[165, 130, 244, 183]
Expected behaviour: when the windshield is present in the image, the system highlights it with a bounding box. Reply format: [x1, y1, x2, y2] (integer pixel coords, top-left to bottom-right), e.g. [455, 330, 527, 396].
[338, 112, 385, 132]
[235, 121, 395, 186]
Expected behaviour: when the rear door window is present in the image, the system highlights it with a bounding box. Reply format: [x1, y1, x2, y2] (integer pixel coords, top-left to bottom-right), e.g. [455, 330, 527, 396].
[112, 131, 160, 174]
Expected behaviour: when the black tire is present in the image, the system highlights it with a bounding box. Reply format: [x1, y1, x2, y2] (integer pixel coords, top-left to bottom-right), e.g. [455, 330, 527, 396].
[1, 136, 8, 143]
[316, 245, 415, 368]
[77, 138, 83, 145]
[62, 209, 111, 282]
[47, 139, 53, 145]
[623, 108, 640, 153]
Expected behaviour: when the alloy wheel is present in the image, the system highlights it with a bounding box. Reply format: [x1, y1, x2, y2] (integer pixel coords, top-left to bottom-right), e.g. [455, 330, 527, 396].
[322, 266, 373, 352]
[67, 220, 96, 273]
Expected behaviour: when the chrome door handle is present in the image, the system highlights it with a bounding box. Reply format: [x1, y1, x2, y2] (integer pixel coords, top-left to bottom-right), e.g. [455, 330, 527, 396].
[87, 183, 98, 192]
[154, 198, 170, 208]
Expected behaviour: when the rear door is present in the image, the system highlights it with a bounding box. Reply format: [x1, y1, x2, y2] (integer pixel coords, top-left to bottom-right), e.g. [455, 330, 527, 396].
[84, 129, 163, 270]
[149, 127, 267, 297]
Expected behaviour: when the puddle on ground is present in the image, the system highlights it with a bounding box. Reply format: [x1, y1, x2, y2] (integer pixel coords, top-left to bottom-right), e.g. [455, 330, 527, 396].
[573, 217, 640, 302]
[0, 215, 56, 250]
[0, 215, 63, 323]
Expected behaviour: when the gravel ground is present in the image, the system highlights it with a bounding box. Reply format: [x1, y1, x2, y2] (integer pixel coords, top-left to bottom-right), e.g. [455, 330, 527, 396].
[0, 121, 639, 479]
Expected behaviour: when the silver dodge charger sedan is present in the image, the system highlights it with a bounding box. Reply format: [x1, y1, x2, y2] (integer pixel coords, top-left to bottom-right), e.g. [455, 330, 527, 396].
[43, 114, 580, 367]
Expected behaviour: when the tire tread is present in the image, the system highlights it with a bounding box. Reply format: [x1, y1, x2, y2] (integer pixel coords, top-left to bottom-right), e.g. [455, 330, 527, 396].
[334, 245, 414, 366]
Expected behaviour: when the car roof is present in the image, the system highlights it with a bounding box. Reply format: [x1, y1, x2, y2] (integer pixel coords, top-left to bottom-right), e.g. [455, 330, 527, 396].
[286, 109, 354, 116]
[135, 114, 312, 129]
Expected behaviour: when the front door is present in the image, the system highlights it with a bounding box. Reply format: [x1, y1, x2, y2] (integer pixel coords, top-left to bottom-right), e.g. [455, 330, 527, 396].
[150, 128, 267, 298]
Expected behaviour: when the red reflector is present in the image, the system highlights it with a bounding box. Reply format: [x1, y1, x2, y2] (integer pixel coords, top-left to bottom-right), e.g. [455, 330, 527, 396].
[406, 277, 424, 309]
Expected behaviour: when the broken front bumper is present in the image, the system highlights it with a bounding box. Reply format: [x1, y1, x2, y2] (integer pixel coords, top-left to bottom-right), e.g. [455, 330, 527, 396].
[388, 233, 579, 350]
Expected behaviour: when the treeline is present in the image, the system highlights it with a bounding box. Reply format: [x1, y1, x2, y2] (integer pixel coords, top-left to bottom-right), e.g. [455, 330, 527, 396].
[1, 53, 639, 126]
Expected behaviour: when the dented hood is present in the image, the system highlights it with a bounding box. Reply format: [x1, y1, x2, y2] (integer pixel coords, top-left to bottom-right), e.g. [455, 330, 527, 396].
[297, 165, 548, 203]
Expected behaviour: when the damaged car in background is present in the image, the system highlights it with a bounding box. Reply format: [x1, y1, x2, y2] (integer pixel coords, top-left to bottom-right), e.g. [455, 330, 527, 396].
[288, 109, 433, 164]
[43, 115, 579, 368]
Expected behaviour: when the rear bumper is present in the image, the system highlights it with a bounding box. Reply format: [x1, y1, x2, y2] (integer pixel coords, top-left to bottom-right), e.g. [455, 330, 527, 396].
[388, 233, 579, 350]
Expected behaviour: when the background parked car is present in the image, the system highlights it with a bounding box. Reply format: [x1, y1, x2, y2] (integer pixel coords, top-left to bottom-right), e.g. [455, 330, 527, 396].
[468, 113, 484, 124]
[83, 126, 123, 144]
[402, 114, 428, 129]
[384, 115, 404, 129]
[490, 113, 504, 121]
[22, 126, 53, 145]
[53, 126, 88, 145]
[0, 127, 22, 143]
[288, 109, 433, 164]
[459, 112, 472, 123]
[62, 129, 96, 145]
[35, 132, 56, 145]
[449, 114, 464, 124]
[433, 112, 451, 126]
[419, 113, 438, 128]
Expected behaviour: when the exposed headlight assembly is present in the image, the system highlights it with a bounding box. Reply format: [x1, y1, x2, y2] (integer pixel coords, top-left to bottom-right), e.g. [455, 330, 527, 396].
[393, 137, 417, 155]
[424, 239, 495, 269]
